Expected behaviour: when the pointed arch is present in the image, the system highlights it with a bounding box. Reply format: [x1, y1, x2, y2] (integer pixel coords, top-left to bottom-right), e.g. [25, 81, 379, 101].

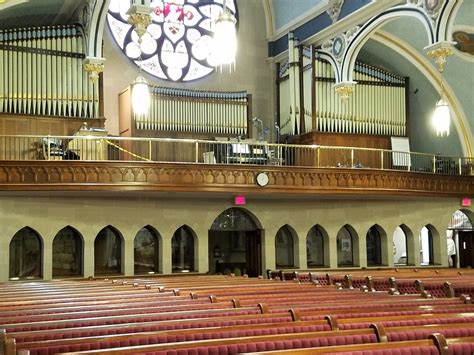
[210, 207, 261, 231]
[342, 5, 435, 83]
[53, 226, 84, 277]
[337, 224, 359, 267]
[94, 225, 123, 275]
[209, 207, 262, 277]
[275, 224, 297, 268]
[9, 227, 43, 279]
[447, 209, 473, 268]
[172, 225, 196, 273]
[394, 224, 413, 266]
[420, 224, 440, 266]
[306, 224, 329, 268]
[134, 225, 161, 275]
[366, 224, 387, 266]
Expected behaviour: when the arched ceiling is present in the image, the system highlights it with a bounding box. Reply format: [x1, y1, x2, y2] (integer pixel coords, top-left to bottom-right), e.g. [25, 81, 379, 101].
[360, 0, 474, 156]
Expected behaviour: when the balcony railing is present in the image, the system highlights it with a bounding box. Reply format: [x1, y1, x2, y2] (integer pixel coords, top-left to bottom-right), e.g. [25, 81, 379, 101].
[0, 135, 472, 176]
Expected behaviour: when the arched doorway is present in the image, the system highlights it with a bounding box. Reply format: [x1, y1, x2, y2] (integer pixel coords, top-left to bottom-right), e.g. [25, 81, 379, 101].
[393, 225, 409, 266]
[209, 208, 261, 277]
[134, 226, 161, 275]
[9, 227, 43, 280]
[94, 226, 123, 275]
[172, 225, 195, 273]
[307, 225, 328, 268]
[420, 225, 435, 266]
[53, 226, 83, 277]
[275, 225, 296, 268]
[366, 225, 383, 266]
[447, 210, 474, 268]
[337, 225, 358, 267]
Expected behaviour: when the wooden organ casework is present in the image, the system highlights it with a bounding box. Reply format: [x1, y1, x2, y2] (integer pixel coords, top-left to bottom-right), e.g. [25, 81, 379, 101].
[119, 86, 251, 139]
[119, 85, 258, 163]
[277, 46, 408, 152]
[0, 25, 104, 136]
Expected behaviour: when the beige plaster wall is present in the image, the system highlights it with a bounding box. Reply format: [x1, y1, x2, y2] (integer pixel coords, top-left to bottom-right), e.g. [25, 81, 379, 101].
[0, 193, 469, 283]
[102, 0, 274, 137]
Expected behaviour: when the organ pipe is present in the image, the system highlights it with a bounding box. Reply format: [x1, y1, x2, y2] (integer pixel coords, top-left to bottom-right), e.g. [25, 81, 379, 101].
[0, 25, 98, 119]
[278, 52, 407, 137]
[134, 86, 249, 136]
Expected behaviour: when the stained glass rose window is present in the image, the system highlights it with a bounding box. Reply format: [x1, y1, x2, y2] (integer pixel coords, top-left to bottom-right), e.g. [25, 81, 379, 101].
[107, 0, 238, 82]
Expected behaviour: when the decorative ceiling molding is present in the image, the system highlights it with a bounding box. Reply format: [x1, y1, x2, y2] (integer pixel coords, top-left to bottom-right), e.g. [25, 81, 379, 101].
[268, 0, 398, 62]
[268, 0, 328, 41]
[373, 30, 473, 157]
[262, 0, 275, 38]
[327, 0, 345, 24]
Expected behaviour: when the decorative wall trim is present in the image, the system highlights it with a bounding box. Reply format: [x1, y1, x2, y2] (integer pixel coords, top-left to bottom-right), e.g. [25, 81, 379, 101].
[0, 161, 472, 197]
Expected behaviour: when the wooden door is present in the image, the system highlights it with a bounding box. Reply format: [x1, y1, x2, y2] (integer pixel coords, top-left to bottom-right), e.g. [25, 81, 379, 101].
[246, 230, 262, 277]
[459, 231, 474, 268]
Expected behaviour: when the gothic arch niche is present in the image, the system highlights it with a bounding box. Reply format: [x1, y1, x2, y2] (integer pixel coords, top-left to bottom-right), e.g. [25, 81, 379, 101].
[209, 208, 262, 277]
[94, 226, 124, 275]
[53, 226, 83, 277]
[275, 225, 297, 268]
[420, 224, 439, 266]
[134, 225, 161, 275]
[393, 224, 413, 266]
[447, 209, 474, 268]
[307, 224, 329, 268]
[366, 224, 387, 267]
[337, 224, 359, 267]
[9, 227, 43, 280]
[172, 225, 196, 273]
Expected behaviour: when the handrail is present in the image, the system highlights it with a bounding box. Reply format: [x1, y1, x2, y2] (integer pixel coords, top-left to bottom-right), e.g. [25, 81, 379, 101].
[0, 134, 472, 176]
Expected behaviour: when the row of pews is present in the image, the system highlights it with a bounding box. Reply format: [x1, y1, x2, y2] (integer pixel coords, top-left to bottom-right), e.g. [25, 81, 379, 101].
[0, 269, 473, 354]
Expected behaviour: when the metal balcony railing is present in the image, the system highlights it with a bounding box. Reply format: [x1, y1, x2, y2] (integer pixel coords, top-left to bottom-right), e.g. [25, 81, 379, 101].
[0, 135, 472, 176]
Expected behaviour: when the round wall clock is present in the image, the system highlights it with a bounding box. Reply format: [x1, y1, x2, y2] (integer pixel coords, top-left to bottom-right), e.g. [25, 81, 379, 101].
[256, 172, 269, 187]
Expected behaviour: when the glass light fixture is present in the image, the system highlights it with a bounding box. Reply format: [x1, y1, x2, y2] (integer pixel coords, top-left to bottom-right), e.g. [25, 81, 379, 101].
[212, 4, 237, 71]
[127, 0, 152, 116]
[432, 89, 450, 136]
[131, 74, 150, 115]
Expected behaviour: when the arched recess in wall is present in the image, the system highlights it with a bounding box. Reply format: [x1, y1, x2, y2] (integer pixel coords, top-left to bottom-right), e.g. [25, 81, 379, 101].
[9, 227, 43, 280]
[209, 208, 262, 277]
[447, 209, 474, 268]
[393, 224, 414, 266]
[172, 225, 196, 273]
[134, 225, 161, 275]
[94, 225, 123, 276]
[336, 224, 359, 267]
[306, 224, 329, 268]
[366, 224, 386, 267]
[275, 224, 298, 268]
[420, 224, 440, 266]
[53, 226, 84, 277]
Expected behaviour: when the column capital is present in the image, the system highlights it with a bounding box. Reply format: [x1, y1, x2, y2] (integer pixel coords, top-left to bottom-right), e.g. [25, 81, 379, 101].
[83, 57, 106, 82]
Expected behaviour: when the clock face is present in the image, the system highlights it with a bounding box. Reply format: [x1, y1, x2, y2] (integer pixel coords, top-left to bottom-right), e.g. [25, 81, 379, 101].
[256, 172, 269, 187]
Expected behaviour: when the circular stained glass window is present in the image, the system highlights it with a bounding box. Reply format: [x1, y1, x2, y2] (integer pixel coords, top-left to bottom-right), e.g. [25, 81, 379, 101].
[107, 0, 238, 82]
